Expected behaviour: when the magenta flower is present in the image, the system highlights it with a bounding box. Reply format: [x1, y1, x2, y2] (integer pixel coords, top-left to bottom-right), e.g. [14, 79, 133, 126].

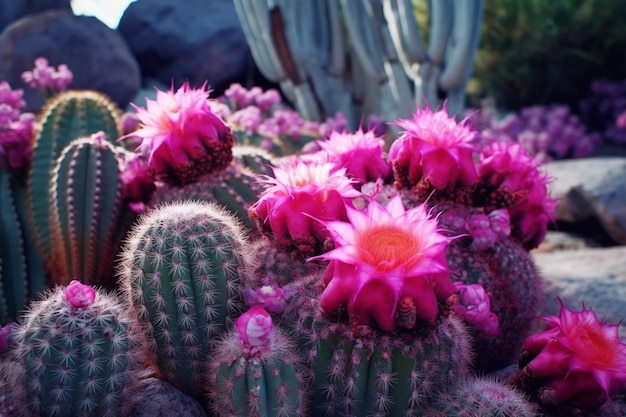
[453, 282, 499, 336]
[0, 81, 35, 171]
[249, 159, 361, 256]
[477, 142, 556, 249]
[389, 102, 478, 191]
[520, 300, 626, 409]
[21, 57, 72, 97]
[243, 283, 287, 314]
[316, 128, 392, 187]
[312, 196, 456, 331]
[120, 155, 156, 213]
[236, 306, 273, 348]
[131, 82, 234, 185]
[63, 280, 96, 309]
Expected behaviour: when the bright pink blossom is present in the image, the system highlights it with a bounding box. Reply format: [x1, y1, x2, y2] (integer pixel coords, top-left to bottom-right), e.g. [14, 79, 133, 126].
[316, 128, 392, 187]
[453, 282, 499, 336]
[236, 306, 273, 348]
[130, 82, 234, 185]
[312, 195, 456, 331]
[477, 142, 556, 249]
[389, 102, 478, 190]
[249, 160, 360, 255]
[63, 280, 96, 309]
[521, 300, 626, 409]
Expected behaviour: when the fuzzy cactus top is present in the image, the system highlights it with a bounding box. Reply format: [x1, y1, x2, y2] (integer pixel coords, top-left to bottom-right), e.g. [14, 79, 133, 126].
[131, 82, 234, 185]
[312, 195, 456, 331]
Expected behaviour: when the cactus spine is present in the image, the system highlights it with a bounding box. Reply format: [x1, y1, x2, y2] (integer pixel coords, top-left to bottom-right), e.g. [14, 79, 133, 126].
[47, 132, 132, 288]
[4, 283, 146, 417]
[28, 90, 122, 272]
[119, 201, 252, 398]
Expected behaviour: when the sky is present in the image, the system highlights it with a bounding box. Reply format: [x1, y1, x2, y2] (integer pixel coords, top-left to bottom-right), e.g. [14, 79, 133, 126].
[70, 0, 135, 28]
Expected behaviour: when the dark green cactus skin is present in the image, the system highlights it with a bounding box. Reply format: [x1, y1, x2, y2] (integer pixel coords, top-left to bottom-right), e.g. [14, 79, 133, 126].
[0, 170, 45, 324]
[208, 329, 308, 417]
[48, 135, 131, 288]
[28, 91, 122, 269]
[281, 273, 473, 417]
[119, 201, 251, 398]
[4, 285, 146, 417]
[149, 147, 275, 233]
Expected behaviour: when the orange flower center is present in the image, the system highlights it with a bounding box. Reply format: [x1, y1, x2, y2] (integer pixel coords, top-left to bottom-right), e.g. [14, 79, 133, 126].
[572, 322, 618, 367]
[358, 224, 421, 272]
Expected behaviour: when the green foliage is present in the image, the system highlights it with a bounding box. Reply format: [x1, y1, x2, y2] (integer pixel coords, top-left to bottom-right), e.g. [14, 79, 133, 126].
[469, 0, 626, 109]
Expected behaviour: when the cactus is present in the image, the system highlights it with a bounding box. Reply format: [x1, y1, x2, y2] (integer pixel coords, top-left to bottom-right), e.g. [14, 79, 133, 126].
[207, 306, 309, 416]
[47, 132, 134, 288]
[118, 201, 252, 398]
[28, 90, 122, 271]
[2, 281, 147, 417]
[148, 147, 275, 233]
[431, 375, 538, 417]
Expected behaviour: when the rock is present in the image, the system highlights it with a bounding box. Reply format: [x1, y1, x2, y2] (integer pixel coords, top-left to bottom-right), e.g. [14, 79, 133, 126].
[129, 377, 207, 417]
[0, 0, 71, 34]
[118, 0, 250, 92]
[543, 157, 626, 244]
[533, 246, 626, 337]
[0, 10, 141, 112]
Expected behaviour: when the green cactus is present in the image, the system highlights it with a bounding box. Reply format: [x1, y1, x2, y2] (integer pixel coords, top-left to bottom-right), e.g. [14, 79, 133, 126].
[118, 201, 252, 398]
[431, 376, 538, 417]
[207, 321, 308, 417]
[48, 132, 134, 288]
[2, 282, 147, 417]
[148, 147, 275, 233]
[28, 90, 122, 271]
[279, 272, 473, 417]
[0, 170, 45, 324]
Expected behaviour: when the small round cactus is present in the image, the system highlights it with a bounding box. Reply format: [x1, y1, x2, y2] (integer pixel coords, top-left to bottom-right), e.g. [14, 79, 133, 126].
[119, 201, 252, 398]
[207, 306, 309, 416]
[3, 280, 147, 417]
[432, 376, 538, 417]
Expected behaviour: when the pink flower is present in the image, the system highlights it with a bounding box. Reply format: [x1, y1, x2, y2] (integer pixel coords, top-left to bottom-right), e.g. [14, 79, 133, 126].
[131, 82, 234, 185]
[63, 280, 96, 309]
[453, 282, 499, 336]
[521, 300, 626, 409]
[21, 57, 72, 97]
[0, 82, 35, 171]
[316, 128, 392, 187]
[312, 196, 456, 331]
[120, 155, 156, 213]
[249, 159, 361, 256]
[243, 284, 287, 314]
[389, 102, 478, 191]
[477, 142, 556, 249]
[617, 110, 626, 129]
[236, 306, 273, 348]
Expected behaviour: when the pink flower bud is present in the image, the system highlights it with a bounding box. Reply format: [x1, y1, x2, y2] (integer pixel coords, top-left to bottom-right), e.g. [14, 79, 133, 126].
[63, 280, 96, 309]
[454, 282, 500, 336]
[487, 209, 511, 238]
[236, 306, 273, 348]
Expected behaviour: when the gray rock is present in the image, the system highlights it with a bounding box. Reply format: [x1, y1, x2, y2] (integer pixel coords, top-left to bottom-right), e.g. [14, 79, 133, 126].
[0, 0, 71, 34]
[129, 377, 207, 417]
[543, 157, 626, 244]
[0, 10, 141, 112]
[533, 246, 626, 337]
[118, 0, 249, 91]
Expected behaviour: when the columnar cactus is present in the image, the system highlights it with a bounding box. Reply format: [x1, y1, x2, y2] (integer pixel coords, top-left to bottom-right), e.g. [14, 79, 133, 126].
[48, 132, 133, 288]
[208, 306, 309, 416]
[2, 280, 147, 417]
[118, 201, 252, 398]
[28, 90, 122, 273]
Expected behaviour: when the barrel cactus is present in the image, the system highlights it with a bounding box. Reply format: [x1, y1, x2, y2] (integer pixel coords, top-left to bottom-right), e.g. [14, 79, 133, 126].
[1, 280, 147, 417]
[118, 201, 253, 398]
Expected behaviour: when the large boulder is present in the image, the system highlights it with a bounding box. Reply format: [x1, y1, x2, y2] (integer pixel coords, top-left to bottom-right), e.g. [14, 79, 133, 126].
[0, 10, 141, 112]
[0, 0, 71, 34]
[118, 0, 250, 92]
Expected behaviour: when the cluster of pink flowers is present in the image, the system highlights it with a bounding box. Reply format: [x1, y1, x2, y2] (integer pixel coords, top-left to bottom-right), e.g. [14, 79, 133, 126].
[0, 81, 35, 170]
[21, 57, 73, 97]
[130, 82, 234, 185]
[521, 300, 626, 409]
